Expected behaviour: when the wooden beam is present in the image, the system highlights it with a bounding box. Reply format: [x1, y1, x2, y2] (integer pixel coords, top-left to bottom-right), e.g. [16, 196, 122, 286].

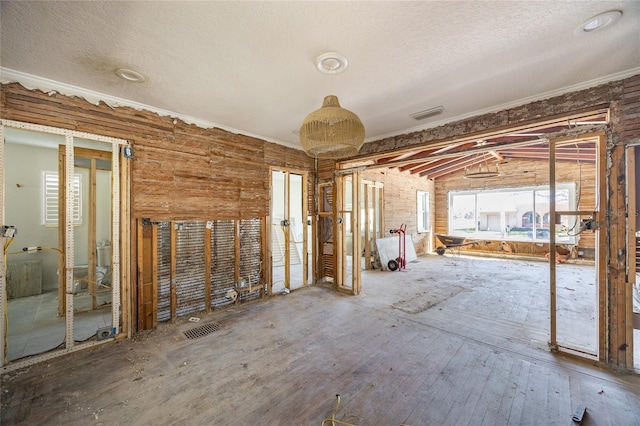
[58, 145, 65, 317]
[343, 107, 609, 165]
[489, 151, 504, 162]
[549, 138, 557, 351]
[234, 220, 241, 304]
[261, 216, 268, 295]
[624, 144, 636, 369]
[361, 138, 547, 171]
[335, 176, 344, 289]
[204, 224, 211, 313]
[151, 224, 158, 329]
[422, 154, 494, 179]
[120, 148, 132, 338]
[596, 133, 607, 364]
[413, 156, 476, 177]
[170, 221, 177, 324]
[89, 158, 97, 310]
[136, 219, 144, 331]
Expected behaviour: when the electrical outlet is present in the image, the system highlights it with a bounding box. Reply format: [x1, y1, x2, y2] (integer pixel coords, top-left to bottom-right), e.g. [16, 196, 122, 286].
[2, 225, 17, 238]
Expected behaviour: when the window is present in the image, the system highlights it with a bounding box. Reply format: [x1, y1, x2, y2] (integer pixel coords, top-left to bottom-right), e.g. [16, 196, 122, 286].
[42, 170, 82, 226]
[448, 184, 576, 243]
[417, 191, 430, 232]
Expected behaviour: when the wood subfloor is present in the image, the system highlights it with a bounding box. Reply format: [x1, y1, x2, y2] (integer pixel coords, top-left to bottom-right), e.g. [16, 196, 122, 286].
[2, 255, 639, 425]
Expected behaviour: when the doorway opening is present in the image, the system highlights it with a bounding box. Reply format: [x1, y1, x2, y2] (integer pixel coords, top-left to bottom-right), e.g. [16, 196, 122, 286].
[1, 121, 128, 369]
[548, 134, 604, 360]
[269, 169, 310, 294]
[626, 144, 640, 372]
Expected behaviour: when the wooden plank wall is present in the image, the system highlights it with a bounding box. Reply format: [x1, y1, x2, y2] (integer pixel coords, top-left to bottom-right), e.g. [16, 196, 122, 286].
[0, 82, 315, 332]
[0, 83, 315, 221]
[433, 158, 597, 257]
[360, 168, 435, 254]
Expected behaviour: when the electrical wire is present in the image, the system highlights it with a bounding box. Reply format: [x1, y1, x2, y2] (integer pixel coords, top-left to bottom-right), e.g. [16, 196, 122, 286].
[321, 395, 355, 426]
[320, 394, 412, 426]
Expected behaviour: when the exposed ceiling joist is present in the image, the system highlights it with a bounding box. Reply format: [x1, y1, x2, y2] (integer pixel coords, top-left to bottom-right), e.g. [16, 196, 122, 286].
[338, 110, 606, 179]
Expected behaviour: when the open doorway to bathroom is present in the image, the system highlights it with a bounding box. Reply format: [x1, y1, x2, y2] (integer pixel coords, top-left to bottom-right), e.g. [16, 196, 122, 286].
[1, 121, 128, 367]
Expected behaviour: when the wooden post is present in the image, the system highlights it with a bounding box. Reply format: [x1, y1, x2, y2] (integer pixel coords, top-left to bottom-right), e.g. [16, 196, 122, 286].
[151, 224, 158, 329]
[120, 148, 131, 338]
[204, 224, 212, 313]
[234, 220, 241, 304]
[625, 144, 636, 368]
[335, 176, 344, 289]
[136, 220, 145, 331]
[596, 133, 607, 363]
[89, 158, 97, 310]
[302, 171, 309, 286]
[364, 182, 371, 270]
[284, 173, 290, 290]
[261, 216, 268, 297]
[58, 146, 66, 317]
[353, 172, 362, 295]
[549, 138, 557, 351]
[170, 222, 177, 324]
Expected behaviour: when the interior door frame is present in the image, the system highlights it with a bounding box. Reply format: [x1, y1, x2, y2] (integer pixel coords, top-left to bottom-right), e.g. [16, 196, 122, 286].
[548, 132, 606, 361]
[59, 146, 113, 315]
[361, 179, 384, 271]
[626, 143, 639, 369]
[0, 119, 130, 370]
[335, 172, 362, 295]
[268, 167, 310, 295]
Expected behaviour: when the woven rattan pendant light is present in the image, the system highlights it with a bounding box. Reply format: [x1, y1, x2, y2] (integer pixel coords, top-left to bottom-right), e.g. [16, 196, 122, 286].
[300, 95, 365, 159]
[299, 53, 365, 159]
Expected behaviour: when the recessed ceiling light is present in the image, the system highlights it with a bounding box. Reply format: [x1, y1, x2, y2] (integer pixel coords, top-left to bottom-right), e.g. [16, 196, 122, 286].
[115, 68, 146, 83]
[576, 10, 622, 34]
[315, 52, 348, 74]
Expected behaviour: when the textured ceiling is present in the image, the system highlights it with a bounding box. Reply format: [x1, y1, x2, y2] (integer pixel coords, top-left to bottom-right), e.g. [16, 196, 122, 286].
[1, 1, 639, 151]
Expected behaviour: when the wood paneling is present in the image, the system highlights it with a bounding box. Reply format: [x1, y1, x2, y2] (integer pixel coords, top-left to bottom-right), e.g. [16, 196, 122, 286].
[360, 168, 435, 255]
[0, 83, 314, 222]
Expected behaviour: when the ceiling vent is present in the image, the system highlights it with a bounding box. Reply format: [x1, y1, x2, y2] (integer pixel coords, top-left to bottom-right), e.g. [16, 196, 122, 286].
[410, 106, 444, 121]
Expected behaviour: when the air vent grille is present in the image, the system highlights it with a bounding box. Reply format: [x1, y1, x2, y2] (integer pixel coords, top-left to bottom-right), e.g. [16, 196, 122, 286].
[184, 322, 221, 339]
[410, 106, 444, 121]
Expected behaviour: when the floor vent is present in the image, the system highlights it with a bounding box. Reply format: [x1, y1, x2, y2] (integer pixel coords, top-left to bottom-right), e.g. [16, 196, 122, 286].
[184, 323, 221, 340]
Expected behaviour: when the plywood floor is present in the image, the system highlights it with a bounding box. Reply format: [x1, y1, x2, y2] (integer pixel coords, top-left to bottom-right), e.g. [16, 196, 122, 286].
[2, 255, 639, 425]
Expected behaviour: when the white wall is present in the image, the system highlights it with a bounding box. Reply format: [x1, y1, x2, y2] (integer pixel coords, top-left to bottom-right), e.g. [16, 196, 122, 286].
[5, 139, 113, 293]
[5, 142, 60, 291]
